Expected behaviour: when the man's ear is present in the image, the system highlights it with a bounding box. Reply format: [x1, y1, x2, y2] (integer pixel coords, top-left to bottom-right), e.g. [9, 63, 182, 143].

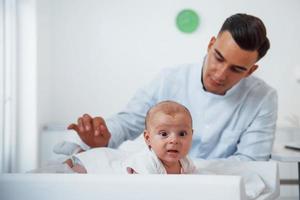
[246, 64, 259, 77]
[143, 130, 151, 147]
[207, 36, 216, 52]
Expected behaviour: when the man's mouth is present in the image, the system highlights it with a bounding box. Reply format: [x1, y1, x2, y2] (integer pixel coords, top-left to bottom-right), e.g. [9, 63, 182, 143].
[210, 77, 224, 87]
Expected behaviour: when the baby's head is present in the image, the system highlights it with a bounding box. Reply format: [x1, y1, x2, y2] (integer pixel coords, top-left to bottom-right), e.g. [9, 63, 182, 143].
[144, 100, 193, 166]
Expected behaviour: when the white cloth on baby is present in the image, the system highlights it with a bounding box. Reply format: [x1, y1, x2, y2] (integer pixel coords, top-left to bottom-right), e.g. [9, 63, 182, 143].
[73, 148, 128, 174]
[124, 149, 196, 174]
[194, 159, 266, 200]
[73, 148, 196, 174]
[53, 141, 83, 155]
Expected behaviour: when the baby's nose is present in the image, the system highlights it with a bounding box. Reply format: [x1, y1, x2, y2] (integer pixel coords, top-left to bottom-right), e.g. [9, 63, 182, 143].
[169, 134, 179, 144]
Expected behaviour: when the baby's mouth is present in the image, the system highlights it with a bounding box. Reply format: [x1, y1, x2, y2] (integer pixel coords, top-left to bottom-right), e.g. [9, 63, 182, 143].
[167, 150, 179, 153]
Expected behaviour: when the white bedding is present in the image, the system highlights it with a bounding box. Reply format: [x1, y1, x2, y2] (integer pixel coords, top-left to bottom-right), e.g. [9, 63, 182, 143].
[119, 135, 279, 199]
[29, 130, 279, 200]
[30, 148, 279, 200]
[69, 147, 268, 199]
[194, 159, 279, 200]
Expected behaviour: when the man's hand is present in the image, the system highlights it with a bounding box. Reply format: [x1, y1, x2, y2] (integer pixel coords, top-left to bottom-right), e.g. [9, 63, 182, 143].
[67, 114, 111, 148]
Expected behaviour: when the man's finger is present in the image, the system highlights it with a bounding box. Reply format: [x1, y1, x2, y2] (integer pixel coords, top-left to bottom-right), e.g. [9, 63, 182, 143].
[67, 124, 80, 133]
[78, 118, 84, 132]
[100, 124, 110, 140]
[82, 114, 93, 131]
[93, 117, 104, 136]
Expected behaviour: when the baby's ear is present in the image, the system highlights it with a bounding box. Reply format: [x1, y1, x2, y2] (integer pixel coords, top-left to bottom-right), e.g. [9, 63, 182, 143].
[143, 130, 151, 148]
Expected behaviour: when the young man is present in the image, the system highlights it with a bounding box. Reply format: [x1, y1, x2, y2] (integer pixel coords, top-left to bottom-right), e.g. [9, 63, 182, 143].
[68, 13, 277, 161]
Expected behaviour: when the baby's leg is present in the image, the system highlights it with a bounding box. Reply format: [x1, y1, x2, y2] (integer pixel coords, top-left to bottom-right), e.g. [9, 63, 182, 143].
[64, 158, 74, 168]
[27, 161, 75, 173]
[64, 156, 87, 173]
[126, 167, 138, 174]
[53, 141, 84, 155]
[28, 141, 86, 173]
[72, 164, 87, 173]
[54, 141, 87, 173]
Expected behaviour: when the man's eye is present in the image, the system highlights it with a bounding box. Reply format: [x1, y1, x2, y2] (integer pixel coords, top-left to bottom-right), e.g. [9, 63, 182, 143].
[179, 131, 187, 137]
[231, 67, 244, 73]
[216, 57, 223, 62]
[214, 54, 223, 62]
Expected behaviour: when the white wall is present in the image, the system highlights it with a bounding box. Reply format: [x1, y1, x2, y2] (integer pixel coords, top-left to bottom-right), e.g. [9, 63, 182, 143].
[36, 0, 300, 129]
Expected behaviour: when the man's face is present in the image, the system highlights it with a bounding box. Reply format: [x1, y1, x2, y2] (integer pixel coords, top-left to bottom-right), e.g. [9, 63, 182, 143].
[203, 31, 259, 95]
[144, 111, 193, 166]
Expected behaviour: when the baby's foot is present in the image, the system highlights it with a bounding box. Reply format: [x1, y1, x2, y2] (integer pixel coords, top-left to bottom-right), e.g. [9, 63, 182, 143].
[53, 141, 82, 156]
[29, 163, 75, 173]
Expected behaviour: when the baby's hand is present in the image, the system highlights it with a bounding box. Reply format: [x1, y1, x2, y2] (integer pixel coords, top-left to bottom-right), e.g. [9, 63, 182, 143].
[126, 167, 138, 174]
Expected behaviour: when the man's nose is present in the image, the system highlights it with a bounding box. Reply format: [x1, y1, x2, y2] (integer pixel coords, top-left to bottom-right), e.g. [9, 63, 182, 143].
[214, 65, 228, 82]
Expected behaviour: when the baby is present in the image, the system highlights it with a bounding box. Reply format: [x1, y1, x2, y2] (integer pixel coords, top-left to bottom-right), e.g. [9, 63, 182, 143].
[55, 100, 195, 174]
[138, 100, 195, 174]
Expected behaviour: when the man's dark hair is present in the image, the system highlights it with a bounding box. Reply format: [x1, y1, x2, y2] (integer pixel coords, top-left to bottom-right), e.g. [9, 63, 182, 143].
[219, 13, 270, 61]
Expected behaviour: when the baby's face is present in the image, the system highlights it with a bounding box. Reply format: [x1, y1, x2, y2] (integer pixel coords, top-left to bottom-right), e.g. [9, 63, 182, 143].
[144, 111, 193, 166]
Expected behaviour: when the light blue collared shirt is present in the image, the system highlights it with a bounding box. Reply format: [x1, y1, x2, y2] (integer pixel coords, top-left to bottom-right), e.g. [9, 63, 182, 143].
[106, 63, 278, 161]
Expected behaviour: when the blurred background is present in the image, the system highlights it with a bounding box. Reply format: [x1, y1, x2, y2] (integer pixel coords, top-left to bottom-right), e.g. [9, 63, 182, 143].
[1, 0, 300, 199]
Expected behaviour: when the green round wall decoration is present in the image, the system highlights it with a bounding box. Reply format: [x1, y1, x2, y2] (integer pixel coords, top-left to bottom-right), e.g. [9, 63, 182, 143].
[176, 9, 200, 33]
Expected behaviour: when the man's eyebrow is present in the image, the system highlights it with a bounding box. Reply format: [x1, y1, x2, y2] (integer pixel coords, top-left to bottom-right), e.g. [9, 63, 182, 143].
[215, 49, 224, 60]
[215, 49, 247, 71]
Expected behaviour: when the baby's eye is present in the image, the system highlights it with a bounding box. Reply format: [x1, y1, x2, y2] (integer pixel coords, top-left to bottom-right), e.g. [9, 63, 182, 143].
[159, 131, 168, 137]
[179, 131, 187, 137]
